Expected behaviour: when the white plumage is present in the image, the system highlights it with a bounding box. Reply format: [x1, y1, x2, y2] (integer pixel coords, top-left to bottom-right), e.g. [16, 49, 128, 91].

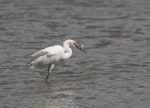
[30, 45, 66, 66]
[28, 39, 84, 83]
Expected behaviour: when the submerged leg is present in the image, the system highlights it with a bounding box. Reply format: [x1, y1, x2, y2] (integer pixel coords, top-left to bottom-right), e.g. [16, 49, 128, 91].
[45, 64, 54, 83]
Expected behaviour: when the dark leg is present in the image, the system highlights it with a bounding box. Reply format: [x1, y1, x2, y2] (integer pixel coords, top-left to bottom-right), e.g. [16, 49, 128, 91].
[45, 64, 54, 83]
[45, 65, 50, 83]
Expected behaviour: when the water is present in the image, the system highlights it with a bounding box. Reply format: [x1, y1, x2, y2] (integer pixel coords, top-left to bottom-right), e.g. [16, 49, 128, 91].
[0, 0, 150, 108]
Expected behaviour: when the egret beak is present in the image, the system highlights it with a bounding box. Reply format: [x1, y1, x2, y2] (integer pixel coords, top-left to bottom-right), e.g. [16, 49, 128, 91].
[73, 42, 86, 54]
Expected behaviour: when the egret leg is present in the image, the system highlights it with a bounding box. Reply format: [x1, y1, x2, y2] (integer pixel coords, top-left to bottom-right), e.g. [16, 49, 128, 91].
[45, 64, 54, 83]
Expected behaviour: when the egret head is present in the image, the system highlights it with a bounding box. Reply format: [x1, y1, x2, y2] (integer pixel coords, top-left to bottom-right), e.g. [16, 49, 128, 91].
[64, 39, 85, 53]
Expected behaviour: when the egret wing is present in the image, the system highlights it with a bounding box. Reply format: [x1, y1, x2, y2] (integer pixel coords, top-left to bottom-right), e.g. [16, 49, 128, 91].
[31, 45, 64, 58]
[31, 50, 48, 57]
[46, 45, 65, 57]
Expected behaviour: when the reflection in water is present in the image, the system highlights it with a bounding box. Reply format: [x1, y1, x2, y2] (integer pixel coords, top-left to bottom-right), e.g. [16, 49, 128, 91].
[45, 90, 79, 108]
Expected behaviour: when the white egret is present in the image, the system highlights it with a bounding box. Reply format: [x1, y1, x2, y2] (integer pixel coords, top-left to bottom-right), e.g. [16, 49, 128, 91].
[28, 39, 84, 83]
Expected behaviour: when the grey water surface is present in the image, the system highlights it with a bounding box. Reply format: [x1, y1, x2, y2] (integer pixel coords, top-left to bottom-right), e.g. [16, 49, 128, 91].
[0, 0, 150, 108]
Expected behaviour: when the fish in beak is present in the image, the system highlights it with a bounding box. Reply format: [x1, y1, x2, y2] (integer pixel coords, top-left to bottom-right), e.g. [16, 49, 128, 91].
[73, 42, 86, 54]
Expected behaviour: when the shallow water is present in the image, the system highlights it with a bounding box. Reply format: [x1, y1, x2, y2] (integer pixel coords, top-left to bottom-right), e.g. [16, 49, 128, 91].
[0, 0, 150, 108]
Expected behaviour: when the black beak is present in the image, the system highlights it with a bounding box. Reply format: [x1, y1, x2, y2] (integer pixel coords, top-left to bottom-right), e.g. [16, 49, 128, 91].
[77, 44, 86, 54]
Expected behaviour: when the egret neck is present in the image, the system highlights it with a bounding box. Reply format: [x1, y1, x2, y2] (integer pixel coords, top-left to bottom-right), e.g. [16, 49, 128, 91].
[62, 40, 72, 60]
